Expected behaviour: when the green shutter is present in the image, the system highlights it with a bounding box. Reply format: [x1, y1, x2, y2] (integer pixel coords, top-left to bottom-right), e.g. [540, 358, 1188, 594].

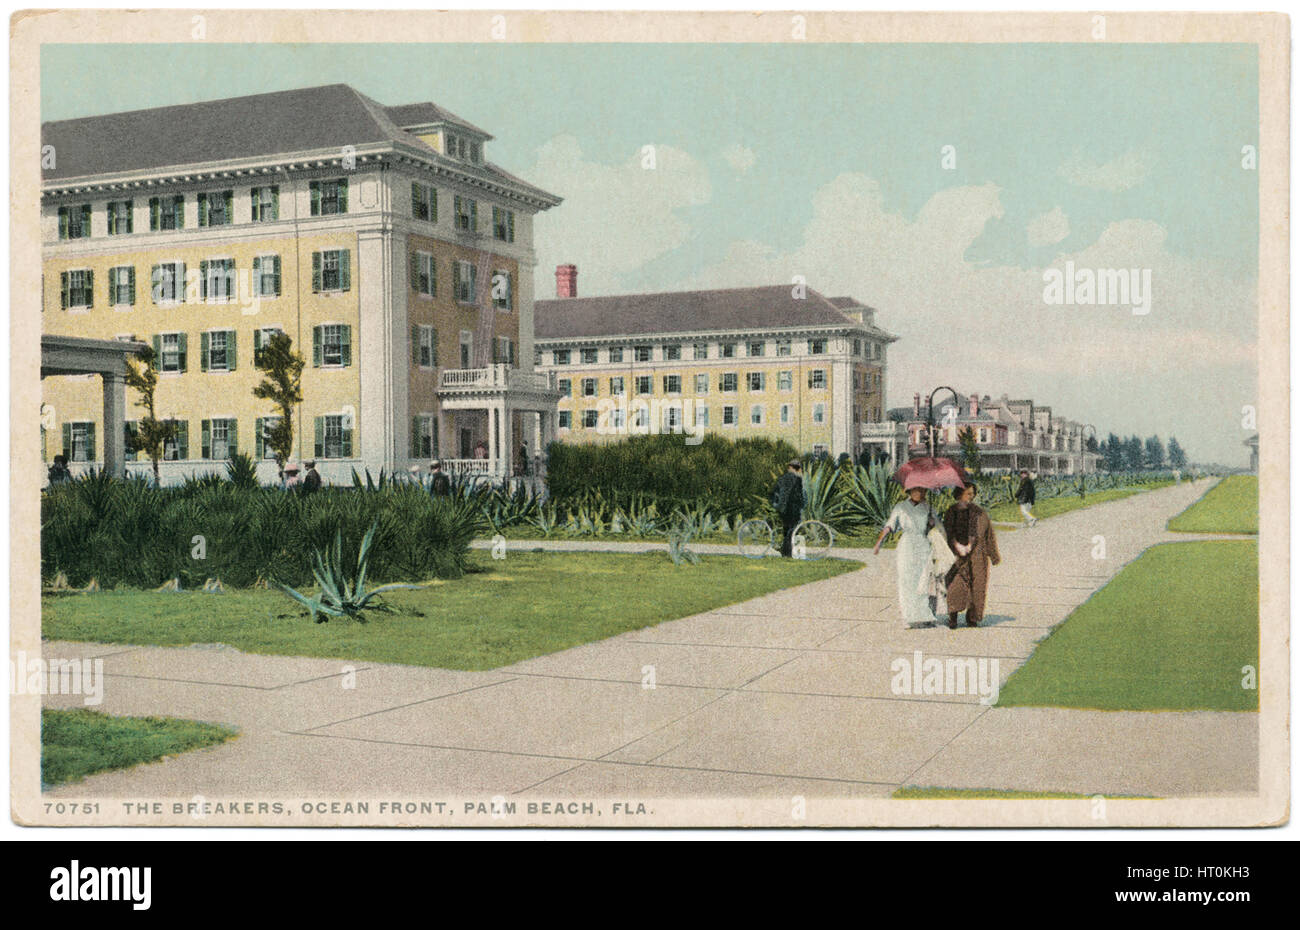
[58, 206, 69, 239]
[200, 332, 210, 372]
[337, 179, 348, 213]
[108, 267, 116, 304]
[151, 335, 161, 367]
[314, 417, 324, 458]
[272, 256, 281, 295]
[411, 416, 419, 457]
[430, 188, 437, 222]
[199, 260, 208, 300]
[429, 257, 437, 296]
[198, 192, 208, 227]
[81, 205, 92, 237]
[62, 423, 71, 459]
[178, 262, 187, 303]
[59, 271, 68, 309]
[339, 326, 352, 367]
[255, 417, 264, 460]
[174, 196, 185, 230]
[227, 419, 238, 458]
[311, 252, 321, 292]
[251, 187, 260, 218]
[252, 256, 261, 295]
[412, 325, 420, 365]
[85, 423, 96, 462]
[125, 200, 134, 234]
[342, 414, 354, 457]
[253, 328, 263, 363]
[85, 270, 93, 309]
[149, 198, 160, 231]
[470, 199, 477, 231]
[127, 267, 136, 305]
[224, 190, 233, 221]
[410, 252, 419, 291]
[430, 328, 438, 367]
[508, 210, 514, 242]
[452, 261, 460, 295]
[312, 326, 322, 367]
[227, 331, 237, 372]
[339, 250, 351, 292]
[176, 420, 188, 460]
[310, 181, 320, 216]
[201, 419, 211, 459]
[411, 182, 420, 217]
[178, 333, 188, 373]
[271, 186, 279, 219]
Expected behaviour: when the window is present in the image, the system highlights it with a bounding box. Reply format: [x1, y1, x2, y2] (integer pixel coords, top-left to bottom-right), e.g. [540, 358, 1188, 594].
[663, 344, 682, 361]
[750, 405, 764, 425]
[780, 404, 792, 424]
[663, 374, 682, 394]
[459, 331, 473, 368]
[107, 200, 133, 235]
[696, 406, 710, 428]
[720, 372, 738, 393]
[453, 196, 477, 232]
[202, 418, 238, 460]
[608, 347, 624, 364]
[155, 332, 187, 374]
[611, 408, 626, 430]
[161, 420, 188, 460]
[149, 195, 185, 231]
[413, 325, 437, 369]
[663, 405, 682, 431]
[812, 403, 826, 424]
[493, 337, 516, 366]
[453, 261, 477, 303]
[778, 370, 793, 391]
[491, 270, 513, 311]
[200, 258, 236, 301]
[251, 186, 279, 222]
[253, 255, 281, 297]
[582, 410, 599, 429]
[808, 338, 827, 355]
[776, 339, 792, 356]
[635, 375, 652, 395]
[492, 206, 515, 242]
[411, 183, 436, 221]
[198, 190, 233, 227]
[313, 324, 352, 368]
[693, 343, 709, 360]
[634, 345, 652, 363]
[747, 372, 766, 392]
[580, 348, 598, 365]
[66, 421, 95, 462]
[410, 414, 437, 460]
[555, 410, 573, 431]
[108, 266, 135, 306]
[979, 428, 989, 443]
[694, 373, 709, 394]
[558, 379, 572, 398]
[808, 369, 827, 390]
[581, 378, 597, 397]
[721, 343, 737, 358]
[411, 251, 436, 297]
[315, 413, 354, 459]
[312, 250, 351, 293]
[254, 327, 284, 367]
[609, 376, 625, 395]
[202, 330, 236, 372]
[310, 179, 348, 216]
[60, 269, 94, 309]
[553, 349, 571, 365]
[747, 340, 765, 357]
[58, 204, 92, 240]
[853, 338, 862, 356]
[722, 405, 737, 426]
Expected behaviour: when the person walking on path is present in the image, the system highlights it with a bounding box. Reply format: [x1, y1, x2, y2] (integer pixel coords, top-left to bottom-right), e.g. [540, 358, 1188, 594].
[301, 460, 322, 494]
[943, 482, 1000, 628]
[874, 486, 940, 628]
[429, 459, 452, 497]
[1015, 468, 1037, 527]
[771, 459, 805, 558]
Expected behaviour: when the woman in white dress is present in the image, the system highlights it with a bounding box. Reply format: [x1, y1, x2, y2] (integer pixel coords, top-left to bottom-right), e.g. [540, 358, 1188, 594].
[873, 487, 939, 628]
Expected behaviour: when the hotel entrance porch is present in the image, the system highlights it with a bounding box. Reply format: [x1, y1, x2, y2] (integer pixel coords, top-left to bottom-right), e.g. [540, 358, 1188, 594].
[436, 364, 561, 487]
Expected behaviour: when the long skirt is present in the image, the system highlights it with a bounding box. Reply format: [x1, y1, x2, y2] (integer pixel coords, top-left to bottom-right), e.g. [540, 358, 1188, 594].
[895, 533, 935, 625]
[945, 555, 991, 621]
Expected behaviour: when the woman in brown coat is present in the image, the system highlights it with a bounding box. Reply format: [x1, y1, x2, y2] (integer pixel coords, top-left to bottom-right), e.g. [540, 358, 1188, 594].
[942, 482, 1000, 628]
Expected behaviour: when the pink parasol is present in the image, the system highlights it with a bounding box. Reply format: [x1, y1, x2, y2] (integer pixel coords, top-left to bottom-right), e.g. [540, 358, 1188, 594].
[893, 457, 970, 490]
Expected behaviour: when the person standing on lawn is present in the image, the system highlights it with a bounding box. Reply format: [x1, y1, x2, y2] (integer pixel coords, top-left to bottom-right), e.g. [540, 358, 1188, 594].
[301, 460, 322, 494]
[874, 486, 939, 628]
[1015, 468, 1037, 527]
[770, 459, 805, 558]
[943, 482, 1000, 628]
[429, 459, 451, 497]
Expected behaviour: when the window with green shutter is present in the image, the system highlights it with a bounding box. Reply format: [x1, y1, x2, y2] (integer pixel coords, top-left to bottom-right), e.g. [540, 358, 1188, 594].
[107, 200, 133, 235]
[107, 266, 136, 306]
[251, 186, 279, 222]
[311, 179, 347, 216]
[314, 250, 350, 292]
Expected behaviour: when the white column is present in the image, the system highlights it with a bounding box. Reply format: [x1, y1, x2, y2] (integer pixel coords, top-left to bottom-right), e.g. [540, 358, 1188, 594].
[102, 372, 126, 478]
[500, 402, 514, 479]
[357, 223, 408, 473]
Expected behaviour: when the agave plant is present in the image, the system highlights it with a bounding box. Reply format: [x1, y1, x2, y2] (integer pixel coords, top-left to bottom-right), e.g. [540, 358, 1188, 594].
[665, 518, 701, 566]
[275, 522, 417, 623]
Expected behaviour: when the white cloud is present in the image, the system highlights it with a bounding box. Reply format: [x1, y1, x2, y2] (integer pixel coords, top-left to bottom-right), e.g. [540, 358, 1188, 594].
[720, 144, 757, 174]
[527, 135, 712, 296]
[1058, 148, 1156, 192]
[1026, 206, 1070, 248]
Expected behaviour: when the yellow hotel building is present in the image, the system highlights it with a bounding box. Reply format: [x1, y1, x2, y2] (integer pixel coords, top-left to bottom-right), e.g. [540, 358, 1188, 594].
[41, 84, 562, 484]
[535, 270, 899, 460]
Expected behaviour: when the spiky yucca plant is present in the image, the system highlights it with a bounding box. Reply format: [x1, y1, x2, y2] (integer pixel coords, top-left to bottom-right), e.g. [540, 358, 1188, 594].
[275, 522, 417, 623]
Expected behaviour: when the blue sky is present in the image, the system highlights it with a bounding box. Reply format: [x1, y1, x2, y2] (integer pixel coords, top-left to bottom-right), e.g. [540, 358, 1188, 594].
[42, 42, 1260, 464]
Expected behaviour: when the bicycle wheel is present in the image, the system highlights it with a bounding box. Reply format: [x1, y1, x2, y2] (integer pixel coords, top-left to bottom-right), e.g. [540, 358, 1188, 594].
[792, 519, 833, 560]
[737, 518, 775, 559]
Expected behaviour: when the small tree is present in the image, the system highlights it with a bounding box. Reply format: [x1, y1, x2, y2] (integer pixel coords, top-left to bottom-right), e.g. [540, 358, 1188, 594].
[957, 426, 982, 476]
[1144, 434, 1166, 471]
[1167, 436, 1187, 470]
[252, 331, 305, 480]
[123, 345, 175, 486]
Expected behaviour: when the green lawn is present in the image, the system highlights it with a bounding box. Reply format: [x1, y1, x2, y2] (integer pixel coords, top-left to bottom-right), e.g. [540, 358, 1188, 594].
[43, 550, 860, 670]
[42, 708, 236, 787]
[893, 786, 1154, 800]
[997, 541, 1258, 711]
[1168, 475, 1258, 534]
[987, 483, 1173, 524]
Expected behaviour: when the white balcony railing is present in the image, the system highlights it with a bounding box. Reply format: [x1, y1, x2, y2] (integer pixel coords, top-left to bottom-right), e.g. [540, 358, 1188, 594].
[438, 365, 557, 394]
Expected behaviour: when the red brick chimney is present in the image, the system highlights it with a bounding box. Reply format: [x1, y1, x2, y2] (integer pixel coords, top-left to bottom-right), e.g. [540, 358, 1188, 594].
[969, 392, 979, 417]
[913, 392, 921, 417]
[555, 264, 578, 299]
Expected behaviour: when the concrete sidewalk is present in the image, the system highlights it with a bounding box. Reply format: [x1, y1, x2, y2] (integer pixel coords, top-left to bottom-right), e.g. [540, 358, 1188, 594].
[42, 478, 1255, 803]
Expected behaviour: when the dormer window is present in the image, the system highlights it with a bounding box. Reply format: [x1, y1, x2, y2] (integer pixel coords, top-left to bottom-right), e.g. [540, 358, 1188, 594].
[443, 130, 483, 165]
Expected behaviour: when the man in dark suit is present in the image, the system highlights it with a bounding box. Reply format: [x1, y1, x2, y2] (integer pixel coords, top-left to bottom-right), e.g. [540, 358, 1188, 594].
[771, 459, 806, 557]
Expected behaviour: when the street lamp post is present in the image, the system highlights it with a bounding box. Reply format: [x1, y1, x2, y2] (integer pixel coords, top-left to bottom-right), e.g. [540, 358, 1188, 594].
[925, 386, 960, 458]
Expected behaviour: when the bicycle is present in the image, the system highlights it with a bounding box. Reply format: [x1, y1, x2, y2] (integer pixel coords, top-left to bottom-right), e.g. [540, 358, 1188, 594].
[736, 516, 834, 560]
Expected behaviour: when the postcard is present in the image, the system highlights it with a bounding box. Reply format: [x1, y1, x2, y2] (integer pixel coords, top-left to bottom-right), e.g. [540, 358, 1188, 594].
[10, 10, 1288, 828]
